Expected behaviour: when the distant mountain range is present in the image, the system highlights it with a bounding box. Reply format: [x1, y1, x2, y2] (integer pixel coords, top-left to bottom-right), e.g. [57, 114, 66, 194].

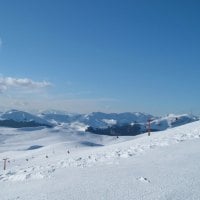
[40, 111, 154, 127]
[0, 110, 52, 128]
[0, 110, 198, 135]
[85, 113, 198, 136]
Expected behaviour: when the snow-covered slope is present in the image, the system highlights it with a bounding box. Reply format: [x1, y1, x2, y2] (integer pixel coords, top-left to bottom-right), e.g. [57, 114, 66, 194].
[1, 120, 200, 199]
[150, 113, 198, 131]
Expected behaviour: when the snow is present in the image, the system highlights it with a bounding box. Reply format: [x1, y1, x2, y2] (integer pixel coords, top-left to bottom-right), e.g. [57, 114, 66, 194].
[150, 113, 198, 131]
[102, 119, 117, 126]
[0, 120, 200, 199]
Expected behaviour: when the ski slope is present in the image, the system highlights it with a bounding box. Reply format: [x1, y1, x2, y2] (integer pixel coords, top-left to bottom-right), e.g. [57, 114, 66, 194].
[0, 121, 200, 199]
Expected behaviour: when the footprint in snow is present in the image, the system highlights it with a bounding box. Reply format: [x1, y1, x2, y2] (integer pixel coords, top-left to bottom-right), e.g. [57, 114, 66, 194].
[137, 177, 150, 183]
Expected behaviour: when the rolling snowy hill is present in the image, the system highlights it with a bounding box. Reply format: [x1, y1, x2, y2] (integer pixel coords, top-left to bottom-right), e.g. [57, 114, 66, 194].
[0, 120, 200, 199]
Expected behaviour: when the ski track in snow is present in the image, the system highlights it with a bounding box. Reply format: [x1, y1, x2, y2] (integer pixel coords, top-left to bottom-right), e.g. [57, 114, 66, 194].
[0, 122, 200, 182]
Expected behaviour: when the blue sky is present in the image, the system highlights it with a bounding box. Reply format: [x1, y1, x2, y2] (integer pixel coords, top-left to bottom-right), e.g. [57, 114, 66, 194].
[0, 0, 200, 115]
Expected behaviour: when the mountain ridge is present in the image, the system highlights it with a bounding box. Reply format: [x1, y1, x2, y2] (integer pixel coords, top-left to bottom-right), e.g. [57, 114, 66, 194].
[0, 110, 198, 133]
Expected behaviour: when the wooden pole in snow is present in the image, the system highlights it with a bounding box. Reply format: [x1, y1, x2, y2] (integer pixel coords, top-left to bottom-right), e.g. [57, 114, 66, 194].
[3, 158, 8, 170]
[148, 119, 151, 136]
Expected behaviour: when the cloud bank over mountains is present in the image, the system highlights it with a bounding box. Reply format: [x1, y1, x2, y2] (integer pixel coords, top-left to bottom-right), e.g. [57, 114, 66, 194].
[0, 77, 51, 93]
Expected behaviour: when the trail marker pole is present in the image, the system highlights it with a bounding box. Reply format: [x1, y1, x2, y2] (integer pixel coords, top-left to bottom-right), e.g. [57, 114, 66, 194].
[3, 158, 8, 170]
[148, 119, 151, 136]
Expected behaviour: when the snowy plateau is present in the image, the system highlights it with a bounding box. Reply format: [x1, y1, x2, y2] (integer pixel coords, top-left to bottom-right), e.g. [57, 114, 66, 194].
[0, 110, 200, 200]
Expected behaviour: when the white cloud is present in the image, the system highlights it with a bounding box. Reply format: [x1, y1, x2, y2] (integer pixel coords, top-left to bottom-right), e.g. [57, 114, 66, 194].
[0, 77, 51, 93]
